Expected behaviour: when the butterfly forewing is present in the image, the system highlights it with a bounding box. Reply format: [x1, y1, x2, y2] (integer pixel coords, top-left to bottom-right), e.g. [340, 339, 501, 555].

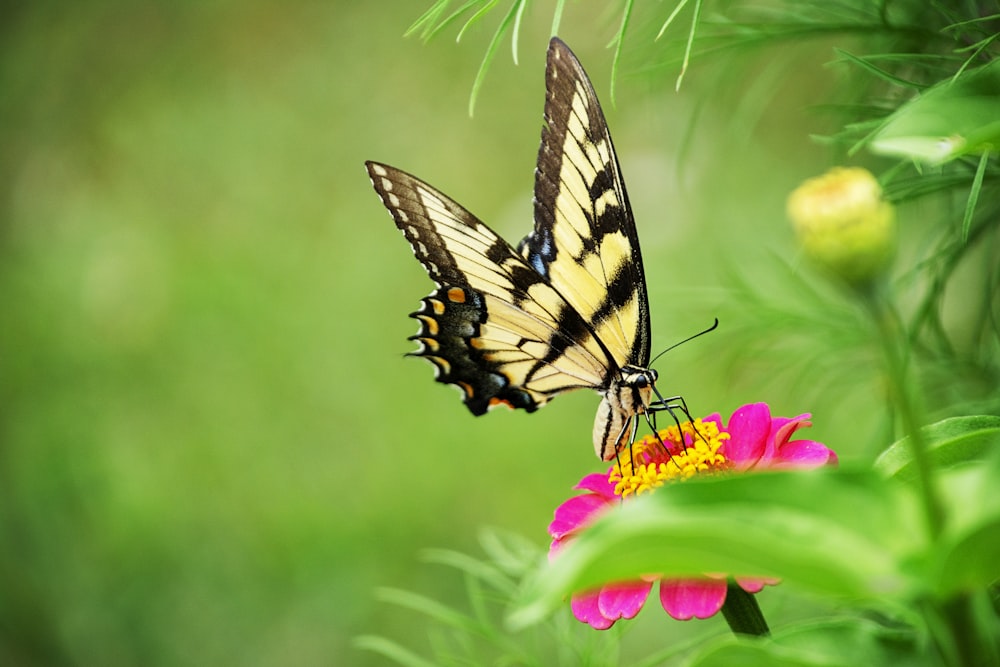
[366, 161, 611, 413]
[523, 38, 651, 371]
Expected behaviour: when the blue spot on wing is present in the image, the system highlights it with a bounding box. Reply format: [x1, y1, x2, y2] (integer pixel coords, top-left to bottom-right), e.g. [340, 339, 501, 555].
[518, 228, 556, 279]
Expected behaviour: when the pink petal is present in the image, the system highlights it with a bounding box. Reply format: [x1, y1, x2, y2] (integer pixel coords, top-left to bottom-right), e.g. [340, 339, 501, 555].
[734, 576, 780, 593]
[720, 403, 772, 469]
[767, 416, 797, 439]
[774, 438, 838, 468]
[549, 493, 612, 539]
[598, 580, 653, 622]
[574, 472, 617, 498]
[658, 578, 729, 620]
[771, 414, 812, 448]
[758, 413, 811, 466]
[571, 590, 615, 630]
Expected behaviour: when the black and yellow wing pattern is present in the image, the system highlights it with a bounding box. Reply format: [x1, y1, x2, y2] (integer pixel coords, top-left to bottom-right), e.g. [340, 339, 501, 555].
[366, 38, 661, 460]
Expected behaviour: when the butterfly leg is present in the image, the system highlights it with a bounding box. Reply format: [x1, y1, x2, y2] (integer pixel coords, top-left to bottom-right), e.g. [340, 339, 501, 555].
[639, 408, 685, 469]
[614, 417, 638, 473]
[646, 389, 709, 450]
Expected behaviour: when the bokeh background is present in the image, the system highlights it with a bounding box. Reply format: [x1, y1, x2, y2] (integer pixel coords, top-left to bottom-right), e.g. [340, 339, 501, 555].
[1, 2, 903, 665]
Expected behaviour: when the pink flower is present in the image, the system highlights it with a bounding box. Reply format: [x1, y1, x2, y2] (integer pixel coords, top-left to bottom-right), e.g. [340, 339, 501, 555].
[548, 403, 837, 628]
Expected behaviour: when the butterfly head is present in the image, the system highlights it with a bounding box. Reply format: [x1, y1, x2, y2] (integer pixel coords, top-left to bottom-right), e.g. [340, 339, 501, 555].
[620, 365, 658, 392]
[593, 364, 660, 461]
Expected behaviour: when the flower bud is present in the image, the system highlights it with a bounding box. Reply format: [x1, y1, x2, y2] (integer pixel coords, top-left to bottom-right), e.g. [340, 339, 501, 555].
[787, 167, 896, 285]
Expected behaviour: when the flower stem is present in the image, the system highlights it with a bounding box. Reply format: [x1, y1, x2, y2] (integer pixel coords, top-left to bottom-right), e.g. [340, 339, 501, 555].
[862, 283, 944, 539]
[720, 582, 769, 636]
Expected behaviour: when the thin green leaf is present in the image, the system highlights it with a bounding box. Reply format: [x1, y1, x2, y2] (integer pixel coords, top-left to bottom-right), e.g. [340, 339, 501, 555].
[461, 570, 496, 643]
[510, 0, 527, 65]
[833, 48, 925, 89]
[608, 0, 634, 106]
[354, 635, 441, 667]
[420, 1, 486, 43]
[655, 0, 690, 41]
[846, 115, 896, 156]
[421, 548, 518, 595]
[456, 0, 498, 43]
[376, 587, 485, 634]
[942, 12, 1000, 30]
[467, 1, 520, 116]
[549, 0, 565, 36]
[675, 0, 703, 90]
[953, 31, 999, 60]
[406, 0, 453, 40]
[962, 149, 990, 241]
[476, 527, 538, 576]
[882, 171, 974, 202]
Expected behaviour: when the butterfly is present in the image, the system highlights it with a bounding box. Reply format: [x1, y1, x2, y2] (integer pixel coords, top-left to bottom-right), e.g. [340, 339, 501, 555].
[366, 37, 679, 461]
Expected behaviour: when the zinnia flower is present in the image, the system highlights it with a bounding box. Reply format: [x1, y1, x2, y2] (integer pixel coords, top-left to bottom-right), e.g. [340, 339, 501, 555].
[548, 403, 837, 629]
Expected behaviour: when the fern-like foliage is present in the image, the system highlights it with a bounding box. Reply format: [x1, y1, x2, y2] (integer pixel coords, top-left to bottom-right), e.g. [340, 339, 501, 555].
[354, 529, 627, 666]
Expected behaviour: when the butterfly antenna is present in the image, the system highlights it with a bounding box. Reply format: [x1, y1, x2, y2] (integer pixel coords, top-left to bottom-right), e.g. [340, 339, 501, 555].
[649, 318, 720, 367]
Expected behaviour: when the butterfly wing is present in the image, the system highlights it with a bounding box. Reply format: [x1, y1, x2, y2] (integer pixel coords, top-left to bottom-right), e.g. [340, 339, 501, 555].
[366, 161, 615, 415]
[522, 37, 651, 370]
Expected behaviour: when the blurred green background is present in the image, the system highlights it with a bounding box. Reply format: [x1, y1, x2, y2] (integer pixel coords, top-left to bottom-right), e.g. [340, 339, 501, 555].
[1, 2, 891, 665]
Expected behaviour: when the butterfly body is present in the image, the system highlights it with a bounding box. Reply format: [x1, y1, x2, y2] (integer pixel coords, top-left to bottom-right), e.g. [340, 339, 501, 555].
[366, 38, 663, 461]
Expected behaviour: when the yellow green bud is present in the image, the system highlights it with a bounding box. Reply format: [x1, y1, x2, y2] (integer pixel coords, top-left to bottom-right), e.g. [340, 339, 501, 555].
[787, 167, 896, 285]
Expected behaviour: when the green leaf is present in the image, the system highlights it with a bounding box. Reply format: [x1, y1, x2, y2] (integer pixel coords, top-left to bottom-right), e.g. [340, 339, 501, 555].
[476, 527, 539, 576]
[834, 48, 925, 90]
[608, 0, 634, 105]
[375, 587, 484, 633]
[510, 469, 925, 628]
[406, 0, 454, 40]
[689, 617, 927, 667]
[414, 1, 484, 43]
[466, 0, 522, 116]
[354, 635, 442, 667]
[455, 0, 499, 43]
[874, 415, 1000, 481]
[549, 0, 565, 36]
[421, 548, 518, 596]
[929, 453, 1000, 596]
[869, 58, 1000, 164]
[961, 149, 990, 241]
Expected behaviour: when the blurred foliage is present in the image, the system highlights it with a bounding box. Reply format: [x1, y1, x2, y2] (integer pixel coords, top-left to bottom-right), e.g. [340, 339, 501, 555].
[356, 529, 624, 667]
[0, 0, 997, 666]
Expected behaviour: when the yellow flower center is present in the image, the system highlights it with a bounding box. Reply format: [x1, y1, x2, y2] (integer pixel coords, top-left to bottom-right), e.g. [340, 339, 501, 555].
[610, 419, 730, 498]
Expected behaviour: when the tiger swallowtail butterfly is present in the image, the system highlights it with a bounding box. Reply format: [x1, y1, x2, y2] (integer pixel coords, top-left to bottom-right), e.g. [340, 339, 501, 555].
[366, 37, 680, 460]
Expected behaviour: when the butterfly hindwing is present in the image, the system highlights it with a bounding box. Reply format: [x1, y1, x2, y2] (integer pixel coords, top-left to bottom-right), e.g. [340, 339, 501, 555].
[366, 161, 612, 414]
[523, 38, 651, 370]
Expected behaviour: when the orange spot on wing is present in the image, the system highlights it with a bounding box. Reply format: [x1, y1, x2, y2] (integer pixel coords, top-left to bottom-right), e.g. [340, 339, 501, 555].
[416, 315, 439, 336]
[416, 337, 439, 352]
[426, 356, 451, 375]
[447, 287, 467, 303]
